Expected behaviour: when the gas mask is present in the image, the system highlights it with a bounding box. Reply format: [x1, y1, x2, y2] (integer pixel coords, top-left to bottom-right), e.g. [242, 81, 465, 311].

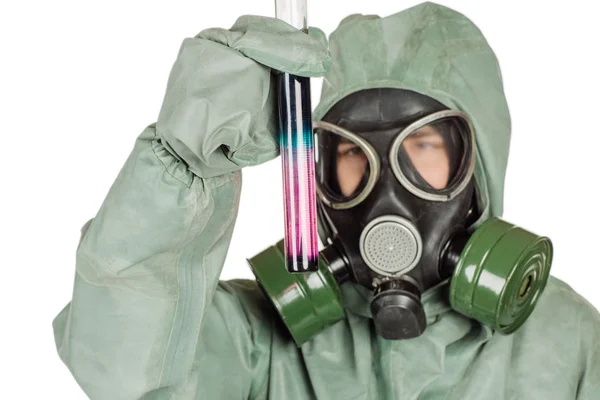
[249, 89, 553, 346]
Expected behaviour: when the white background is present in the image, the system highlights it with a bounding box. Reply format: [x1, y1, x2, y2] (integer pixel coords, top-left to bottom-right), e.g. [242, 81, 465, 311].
[1, 0, 599, 398]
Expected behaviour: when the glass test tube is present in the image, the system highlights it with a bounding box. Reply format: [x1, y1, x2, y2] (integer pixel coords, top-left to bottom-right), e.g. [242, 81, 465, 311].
[275, 0, 319, 273]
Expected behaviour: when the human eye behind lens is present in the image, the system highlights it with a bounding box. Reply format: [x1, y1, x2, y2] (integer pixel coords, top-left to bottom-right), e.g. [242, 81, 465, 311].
[414, 139, 444, 151]
[338, 143, 364, 157]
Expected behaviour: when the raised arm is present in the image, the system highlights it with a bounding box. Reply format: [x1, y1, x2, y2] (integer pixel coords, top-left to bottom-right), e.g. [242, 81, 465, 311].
[52, 16, 329, 399]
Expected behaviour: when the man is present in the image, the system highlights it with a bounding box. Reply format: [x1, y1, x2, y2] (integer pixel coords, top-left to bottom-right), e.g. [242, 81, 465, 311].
[54, 3, 600, 399]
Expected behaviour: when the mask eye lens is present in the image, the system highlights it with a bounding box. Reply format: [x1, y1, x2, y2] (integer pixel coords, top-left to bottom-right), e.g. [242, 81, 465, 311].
[314, 124, 375, 206]
[395, 116, 471, 196]
[335, 139, 369, 197]
[401, 126, 451, 189]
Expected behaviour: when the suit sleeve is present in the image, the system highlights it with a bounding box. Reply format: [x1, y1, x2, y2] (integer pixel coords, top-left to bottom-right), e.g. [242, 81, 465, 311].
[52, 124, 260, 399]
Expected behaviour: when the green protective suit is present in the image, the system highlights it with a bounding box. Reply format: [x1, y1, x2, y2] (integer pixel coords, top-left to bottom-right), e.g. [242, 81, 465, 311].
[53, 3, 600, 399]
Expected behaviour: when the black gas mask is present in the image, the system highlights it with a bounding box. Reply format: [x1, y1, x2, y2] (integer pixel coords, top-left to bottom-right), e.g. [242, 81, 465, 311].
[249, 89, 553, 345]
[314, 88, 476, 339]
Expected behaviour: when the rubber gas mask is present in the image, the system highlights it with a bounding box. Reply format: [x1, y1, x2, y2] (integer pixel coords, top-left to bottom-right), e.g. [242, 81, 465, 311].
[249, 89, 552, 346]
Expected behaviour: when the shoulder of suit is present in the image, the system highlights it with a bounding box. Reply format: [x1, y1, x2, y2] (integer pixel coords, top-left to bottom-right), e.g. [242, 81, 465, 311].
[523, 275, 600, 337]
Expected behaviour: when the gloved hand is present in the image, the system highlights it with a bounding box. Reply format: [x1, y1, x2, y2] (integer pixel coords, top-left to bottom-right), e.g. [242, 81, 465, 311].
[156, 15, 331, 178]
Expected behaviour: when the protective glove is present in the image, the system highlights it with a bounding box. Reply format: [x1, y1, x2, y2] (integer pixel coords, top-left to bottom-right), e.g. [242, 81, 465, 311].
[157, 15, 331, 178]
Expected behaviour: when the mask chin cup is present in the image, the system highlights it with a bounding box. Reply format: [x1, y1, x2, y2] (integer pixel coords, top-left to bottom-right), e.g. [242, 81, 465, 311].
[247, 240, 345, 347]
[449, 217, 553, 334]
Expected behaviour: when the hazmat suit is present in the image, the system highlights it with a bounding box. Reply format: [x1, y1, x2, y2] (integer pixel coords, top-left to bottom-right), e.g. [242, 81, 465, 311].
[53, 3, 600, 399]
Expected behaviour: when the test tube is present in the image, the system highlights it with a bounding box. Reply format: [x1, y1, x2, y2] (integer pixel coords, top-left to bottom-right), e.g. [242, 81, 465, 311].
[275, 0, 319, 273]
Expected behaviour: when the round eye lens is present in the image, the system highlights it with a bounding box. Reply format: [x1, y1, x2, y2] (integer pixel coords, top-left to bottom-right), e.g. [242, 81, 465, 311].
[335, 139, 369, 198]
[401, 124, 453, 190]
[391, 113, 474, 201]
[392, 117, 473, 195]
[314, 122, 379, 209]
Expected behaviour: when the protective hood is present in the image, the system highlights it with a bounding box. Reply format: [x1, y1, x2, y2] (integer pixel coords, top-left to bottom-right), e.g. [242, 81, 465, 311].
[314, 1, 511, 223]
[313, 2, 512, 319]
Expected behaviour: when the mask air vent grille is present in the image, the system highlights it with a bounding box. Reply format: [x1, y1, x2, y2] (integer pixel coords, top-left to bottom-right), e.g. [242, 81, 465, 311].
[359, 216, 422, 276]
